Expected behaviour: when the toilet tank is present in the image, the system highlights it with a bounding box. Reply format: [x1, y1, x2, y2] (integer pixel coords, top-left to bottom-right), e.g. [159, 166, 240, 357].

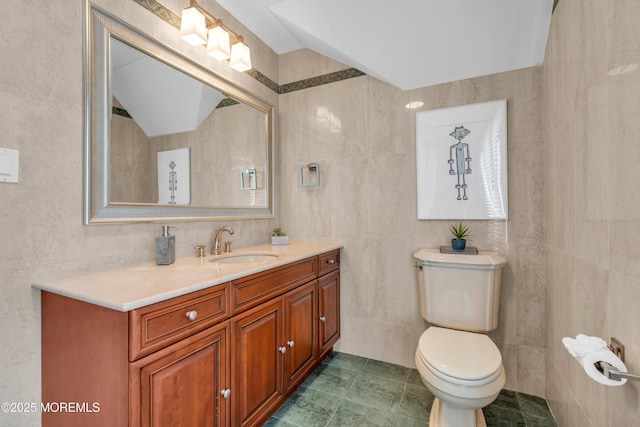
[413, 248, 507, 332]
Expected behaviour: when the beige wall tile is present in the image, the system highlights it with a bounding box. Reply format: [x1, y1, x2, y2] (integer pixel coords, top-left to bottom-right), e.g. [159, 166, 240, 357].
[279, 56, 546, 396]
[545, 0, 640, 424]
[279, 49, 351, 85]
[0, 2, 278, 425]
[517, 345, 546, 397]
[13, 0, 640, 423]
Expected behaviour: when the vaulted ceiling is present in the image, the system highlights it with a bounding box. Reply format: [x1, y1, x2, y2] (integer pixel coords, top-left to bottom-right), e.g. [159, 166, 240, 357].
[216, 0, 555, 90]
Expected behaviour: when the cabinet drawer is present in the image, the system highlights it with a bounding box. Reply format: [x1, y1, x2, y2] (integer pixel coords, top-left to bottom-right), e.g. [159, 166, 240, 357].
[318, 250, 340, 276]
[129, 284, 230, 361]
[232, 257, 317, 315]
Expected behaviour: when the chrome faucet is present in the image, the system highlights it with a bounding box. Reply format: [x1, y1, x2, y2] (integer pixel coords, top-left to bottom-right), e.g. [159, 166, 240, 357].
[211, 226, 235, 255]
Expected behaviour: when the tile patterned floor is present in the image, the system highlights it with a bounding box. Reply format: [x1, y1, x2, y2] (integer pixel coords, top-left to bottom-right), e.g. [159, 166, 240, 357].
[266, 352, 557, 427]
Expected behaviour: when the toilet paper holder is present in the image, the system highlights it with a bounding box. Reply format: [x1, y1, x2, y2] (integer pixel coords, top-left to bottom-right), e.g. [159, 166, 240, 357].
[596, 337, 640, 382]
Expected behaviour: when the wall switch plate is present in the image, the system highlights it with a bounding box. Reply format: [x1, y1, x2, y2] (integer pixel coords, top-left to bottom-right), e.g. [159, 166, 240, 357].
[0, 148, 19, 183]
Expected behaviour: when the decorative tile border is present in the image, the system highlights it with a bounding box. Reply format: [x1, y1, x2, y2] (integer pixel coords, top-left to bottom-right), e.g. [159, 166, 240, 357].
[113, 97, 238, 120]
[278, 68, 366, 94]
[246, 69, 279, 93]
[132, 0, 181, 28]
[131, 0, 367, 95]
[112, 106, 132, 118]
[216, 97, 239, 108]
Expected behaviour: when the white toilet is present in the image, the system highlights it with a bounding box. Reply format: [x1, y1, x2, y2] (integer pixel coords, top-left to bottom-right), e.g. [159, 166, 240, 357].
[413, 248, 507, 427]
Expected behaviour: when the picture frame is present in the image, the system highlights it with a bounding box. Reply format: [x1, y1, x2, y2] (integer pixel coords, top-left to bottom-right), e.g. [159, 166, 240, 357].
[416, 99, 508, 220]
[157, 147, 190, 205]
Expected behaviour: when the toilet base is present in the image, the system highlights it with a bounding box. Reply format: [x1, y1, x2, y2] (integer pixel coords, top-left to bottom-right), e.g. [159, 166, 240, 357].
[429, 398, 487, 427]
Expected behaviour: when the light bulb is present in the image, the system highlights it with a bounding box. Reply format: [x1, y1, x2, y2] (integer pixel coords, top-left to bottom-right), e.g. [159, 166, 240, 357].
[229, 39, 252, 72]
[207, 26, 231, 61]
[180, 7, 207, 46]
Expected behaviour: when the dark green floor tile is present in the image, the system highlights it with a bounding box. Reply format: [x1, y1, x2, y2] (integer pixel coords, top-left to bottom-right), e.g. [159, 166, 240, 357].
[273, 386, 341, 427]
[323, 351, 368, 372]
[407, 369, 425, 387]
[343, 372, 405, 412]
[517, 393, 554, 420]
[301, 363, 359, 397]
[325, 400, 395, 427]
[491, 389, 521, 411]
[397, 383, 433, 421]
[523, 413, 558, 427]
[393, 414, 429, 427]
[268, 353, 559, 427]
[263, 417, 299, 427]
[483, 405, 526, 427]
[362, 358, 412, 383]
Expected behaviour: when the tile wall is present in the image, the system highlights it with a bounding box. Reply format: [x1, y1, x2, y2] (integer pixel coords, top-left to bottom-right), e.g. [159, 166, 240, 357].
[0, 1, 278, 426]
[6, 0, 639, 425]
[277, 50, 546, 397]
[543, 0, 640, 425]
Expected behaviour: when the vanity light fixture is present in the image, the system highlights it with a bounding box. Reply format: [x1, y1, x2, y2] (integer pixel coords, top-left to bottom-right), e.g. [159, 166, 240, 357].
[229, 37, 252, 72]
[207, 26, 231, 60]
[179, 0, 252, 72]
[179, 5, 207, 46]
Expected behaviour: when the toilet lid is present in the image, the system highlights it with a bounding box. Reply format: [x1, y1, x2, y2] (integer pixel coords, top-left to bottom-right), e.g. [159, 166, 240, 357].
[418, 327, 502, 382]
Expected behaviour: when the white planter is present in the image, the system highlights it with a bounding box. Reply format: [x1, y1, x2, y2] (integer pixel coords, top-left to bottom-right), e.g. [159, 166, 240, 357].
[271, 236, 288, 245]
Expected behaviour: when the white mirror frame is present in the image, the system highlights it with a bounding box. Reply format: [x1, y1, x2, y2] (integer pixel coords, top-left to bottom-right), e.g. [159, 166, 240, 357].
[83, 3, 274, 224]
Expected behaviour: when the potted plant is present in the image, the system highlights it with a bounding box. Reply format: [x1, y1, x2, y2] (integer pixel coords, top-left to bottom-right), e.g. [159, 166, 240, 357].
[271, 227, 288, 245]
[449, 222, 470, 250]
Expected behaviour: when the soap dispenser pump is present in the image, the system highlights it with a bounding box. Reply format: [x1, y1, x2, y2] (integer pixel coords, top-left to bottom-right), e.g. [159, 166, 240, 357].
[156, 225, 176, 265]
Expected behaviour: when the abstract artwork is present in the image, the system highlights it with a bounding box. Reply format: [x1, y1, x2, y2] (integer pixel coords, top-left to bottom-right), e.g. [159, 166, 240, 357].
[416, 100, 508, 220]
[157, 147, 190, 205]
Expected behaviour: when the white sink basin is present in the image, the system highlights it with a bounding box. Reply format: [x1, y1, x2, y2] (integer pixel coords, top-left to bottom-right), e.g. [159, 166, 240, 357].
[209, 252, 280, 264]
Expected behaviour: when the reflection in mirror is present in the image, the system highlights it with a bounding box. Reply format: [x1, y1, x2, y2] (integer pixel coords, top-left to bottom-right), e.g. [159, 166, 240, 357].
[109, 38, 268, 208]
[84, 4, 273, 223]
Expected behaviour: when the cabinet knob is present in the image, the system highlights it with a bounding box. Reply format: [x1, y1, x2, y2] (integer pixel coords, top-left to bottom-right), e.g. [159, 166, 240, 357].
[279, 346, 287, 354]
[220, 389, 231, 399]
[185, 310, 198, 321]
[327, 259, 335, 264]
[320, 316, 326, 322]
[287, 340, 295, 347]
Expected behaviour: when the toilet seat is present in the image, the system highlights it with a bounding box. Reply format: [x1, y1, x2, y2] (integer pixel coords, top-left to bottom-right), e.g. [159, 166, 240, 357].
[417, 327, 502, 387]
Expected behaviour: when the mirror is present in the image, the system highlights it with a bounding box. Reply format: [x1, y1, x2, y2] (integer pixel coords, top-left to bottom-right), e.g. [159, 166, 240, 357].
[84, 4, 274, 223]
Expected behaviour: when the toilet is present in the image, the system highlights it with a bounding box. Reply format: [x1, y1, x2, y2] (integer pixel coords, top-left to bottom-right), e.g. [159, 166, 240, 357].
[413, 248, 507, 427]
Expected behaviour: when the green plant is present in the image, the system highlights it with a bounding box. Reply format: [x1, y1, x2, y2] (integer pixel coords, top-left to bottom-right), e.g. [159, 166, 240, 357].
[449, 222, 470, 240]
[272, 227, 287, 237]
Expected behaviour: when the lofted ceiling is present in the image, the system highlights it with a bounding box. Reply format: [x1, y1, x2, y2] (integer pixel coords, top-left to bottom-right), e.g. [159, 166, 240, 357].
[111, 38, 225, 137]
[215, 0, 555, 90]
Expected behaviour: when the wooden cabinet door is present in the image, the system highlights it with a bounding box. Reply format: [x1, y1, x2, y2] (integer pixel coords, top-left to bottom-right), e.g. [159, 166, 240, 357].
[130, 320, 230, 427]
[232, 299, 284, 427]
[283, 280, 318, 393]
[318, 270, 340, 356]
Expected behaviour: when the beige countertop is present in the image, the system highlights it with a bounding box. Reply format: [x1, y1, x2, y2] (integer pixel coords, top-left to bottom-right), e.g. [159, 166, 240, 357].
[32, 241, 342, 312]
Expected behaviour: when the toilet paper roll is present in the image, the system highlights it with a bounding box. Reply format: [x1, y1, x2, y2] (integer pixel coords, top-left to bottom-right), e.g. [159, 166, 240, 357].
[579, 349, 627, 386]
[562, 334, 628, 386]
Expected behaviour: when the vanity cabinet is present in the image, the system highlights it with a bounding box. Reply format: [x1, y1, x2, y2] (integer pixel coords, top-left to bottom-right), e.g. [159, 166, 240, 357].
[129, 284, 230, 360]
[130, 321, 230, 427]
[318, 250, 341, 357]
[40, 248, 340, 427]
[231, 279, 318, 426]
[283, 281, 318, 394]
[232, 298, 284, 426]
[319, 270, 340, 357]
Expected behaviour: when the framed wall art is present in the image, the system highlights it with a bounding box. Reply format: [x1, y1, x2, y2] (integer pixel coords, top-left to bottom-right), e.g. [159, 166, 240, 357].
[416, 99, 508, 220]
[157, 147, 191, 205]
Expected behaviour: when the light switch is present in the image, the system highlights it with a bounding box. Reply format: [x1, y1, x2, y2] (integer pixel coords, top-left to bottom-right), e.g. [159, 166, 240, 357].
[0, 148, 19, 183]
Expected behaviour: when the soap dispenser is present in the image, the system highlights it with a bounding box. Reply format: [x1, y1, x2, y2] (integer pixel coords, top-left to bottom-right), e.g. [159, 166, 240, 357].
[156, 225, 176, 265]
